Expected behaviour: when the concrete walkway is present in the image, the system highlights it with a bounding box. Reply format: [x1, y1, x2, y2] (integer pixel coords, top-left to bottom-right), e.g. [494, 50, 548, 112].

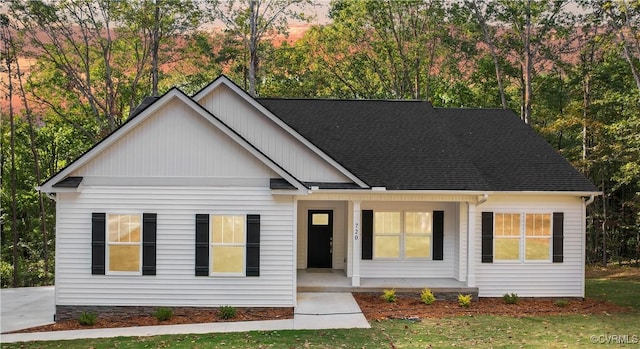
[1, 291, 369, 344]
[1, 286, 55, 333]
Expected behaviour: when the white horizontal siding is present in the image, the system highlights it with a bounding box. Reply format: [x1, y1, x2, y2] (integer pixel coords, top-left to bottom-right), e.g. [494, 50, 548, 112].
[55, 186, 295, 307]
[475, 195, 585, 297]
[359, 202, 457, 278]
[73, 99, 274, 180]
[199, 84, 351, 183]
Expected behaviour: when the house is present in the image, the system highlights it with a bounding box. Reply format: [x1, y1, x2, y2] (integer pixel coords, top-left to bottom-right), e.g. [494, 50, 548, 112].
[39, 76, 599, 319]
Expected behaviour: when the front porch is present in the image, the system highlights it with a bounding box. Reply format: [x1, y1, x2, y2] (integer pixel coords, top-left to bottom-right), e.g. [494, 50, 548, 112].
[297, 270, 478, 299]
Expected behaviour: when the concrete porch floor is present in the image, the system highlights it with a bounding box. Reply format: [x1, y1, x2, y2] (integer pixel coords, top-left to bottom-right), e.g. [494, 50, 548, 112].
[297, 269, 478, 296]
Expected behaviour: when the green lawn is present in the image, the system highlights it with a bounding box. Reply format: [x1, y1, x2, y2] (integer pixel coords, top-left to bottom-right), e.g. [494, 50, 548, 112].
[4, 268, 639, 349]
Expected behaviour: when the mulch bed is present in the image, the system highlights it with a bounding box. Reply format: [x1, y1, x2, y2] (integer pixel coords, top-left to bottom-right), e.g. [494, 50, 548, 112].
[8, 307, 294, 334]
[353, 293, 630, 321]
[8, 293, 630, 334]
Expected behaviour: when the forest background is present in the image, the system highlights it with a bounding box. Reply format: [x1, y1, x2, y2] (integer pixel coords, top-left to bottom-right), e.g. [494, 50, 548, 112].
[1, 0, 638, 287]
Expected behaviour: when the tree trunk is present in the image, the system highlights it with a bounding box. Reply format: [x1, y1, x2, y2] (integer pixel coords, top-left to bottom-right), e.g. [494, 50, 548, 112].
[582, 73, 590, 169]
[2, 23, 19, 286]
[14, 46, 49, 280]
[152, 0, 160, 96]
[522, 0, 533, 124]
[248, 0, 258, 97]
[619, 29, 640, 95]
[469, 0, 507, 108]
[602, 180, 607, 266]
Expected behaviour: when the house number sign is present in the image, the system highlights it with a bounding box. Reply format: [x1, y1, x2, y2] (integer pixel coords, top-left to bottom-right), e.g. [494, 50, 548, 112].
[354, 222, 359, 240]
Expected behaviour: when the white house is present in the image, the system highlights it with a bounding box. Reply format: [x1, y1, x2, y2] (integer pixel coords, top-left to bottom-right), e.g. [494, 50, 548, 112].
[39, 76, 599, 319]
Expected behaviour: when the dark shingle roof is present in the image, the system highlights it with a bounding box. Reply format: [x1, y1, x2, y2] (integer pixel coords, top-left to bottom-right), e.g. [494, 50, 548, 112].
[257, 98, 597, 192]
[437, 108, 597, 192]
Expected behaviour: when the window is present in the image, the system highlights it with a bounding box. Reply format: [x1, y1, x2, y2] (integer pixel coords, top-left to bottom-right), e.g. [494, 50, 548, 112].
[211, 215, 245, 275]
[107, 214, 141, 273]
[494, 213, 552, 262]
[373, 211, 432, 259]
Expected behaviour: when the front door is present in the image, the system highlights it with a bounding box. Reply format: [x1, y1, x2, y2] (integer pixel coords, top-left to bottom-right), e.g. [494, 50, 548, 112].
[307, 210, 333, 268]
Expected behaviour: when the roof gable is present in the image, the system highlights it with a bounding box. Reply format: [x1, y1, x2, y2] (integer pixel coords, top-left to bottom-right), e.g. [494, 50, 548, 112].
[39, 89, 308, 192]
[193, 76, 368, 188]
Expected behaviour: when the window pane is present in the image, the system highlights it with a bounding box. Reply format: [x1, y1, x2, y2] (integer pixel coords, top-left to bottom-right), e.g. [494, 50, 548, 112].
[374, 212, 401, 234]
[222, 216, 235, 243]
[212, 216, 223, 243]
[405, 236, 430, 258]
[125, 215, 141, 242]
[374, 235, 400, 258]
[233, 216, 245, 243]
[495, 238, 520, 260]
[212, 246, 244, 273]
[526, 238, 550, 260]
[109, 245, 140, 272]
[405, 212, 432, 234]
[526, 214, 551, 237]
[312, 213, 329, 225]
[108, 215, 119, 242]
[495, 213, 520, 237]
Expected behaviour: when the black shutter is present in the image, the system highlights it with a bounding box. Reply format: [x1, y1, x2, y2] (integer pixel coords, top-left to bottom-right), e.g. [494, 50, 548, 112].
[91, 213, 106, 275]
[433, 211, 444, 260]
[195, 214, 209, 276]
[246, 214, 260, 276]
[481, 212, 493, 263]
[142, 213, 157, 275]
[552, 212, 564, 263]
[361, 210, 373, 260]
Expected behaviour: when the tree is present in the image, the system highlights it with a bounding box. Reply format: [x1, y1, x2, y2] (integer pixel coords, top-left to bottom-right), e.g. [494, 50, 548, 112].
[112, 0, 203, 98]
[464, 0, 509, 108]
[492, 0, 575, 124]
[210, 0, 315, 96]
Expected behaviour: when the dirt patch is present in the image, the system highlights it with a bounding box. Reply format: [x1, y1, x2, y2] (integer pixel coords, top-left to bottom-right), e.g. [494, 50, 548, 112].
[585, 265, 640, 281]
[9, 307, 293, 334]
[353, 293, 630, 321]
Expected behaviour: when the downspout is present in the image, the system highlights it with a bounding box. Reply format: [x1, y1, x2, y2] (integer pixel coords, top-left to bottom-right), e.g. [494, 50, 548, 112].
[477, 193, 489, 205]
[36, 186, 57, 201]
[466, 193, 488, 288]
[581, 194, 595, 299]
[584, 194, 595, 206]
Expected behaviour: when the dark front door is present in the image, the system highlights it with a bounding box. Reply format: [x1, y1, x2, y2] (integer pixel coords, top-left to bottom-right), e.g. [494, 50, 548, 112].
[307, 210, 333, 268]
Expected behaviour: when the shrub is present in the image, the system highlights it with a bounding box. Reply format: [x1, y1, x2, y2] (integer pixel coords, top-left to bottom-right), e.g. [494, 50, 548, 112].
[555, 299, 569, 308]
[458, 294, 472, 308]
[502, 293, 520, 305]
[381, 289, 397, 303]
[77, 312, 97, 326]
[0, 260, 13, 288]
[154, 307, 173, 321]
[218, 305, 237, 319]
[420, 288, 436, 305]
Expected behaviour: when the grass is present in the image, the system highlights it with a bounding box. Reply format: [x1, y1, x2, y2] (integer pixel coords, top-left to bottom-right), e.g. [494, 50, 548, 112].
[4, 266, 639, 349]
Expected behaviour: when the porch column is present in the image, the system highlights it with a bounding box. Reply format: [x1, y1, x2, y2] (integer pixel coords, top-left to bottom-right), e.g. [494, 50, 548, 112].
[467, 202, 476, 287]
[352, 200, 361, 287]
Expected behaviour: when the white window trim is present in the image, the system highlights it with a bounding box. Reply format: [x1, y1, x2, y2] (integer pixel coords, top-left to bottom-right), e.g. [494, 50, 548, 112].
[373, 210, 433, 261]
[493, 212, 553, 264]
[105, 213, 143, 276]
[209, 214, 246, 277]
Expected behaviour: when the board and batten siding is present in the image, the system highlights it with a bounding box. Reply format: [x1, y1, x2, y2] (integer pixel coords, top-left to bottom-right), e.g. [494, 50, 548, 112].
[359, 201, 458, 278]
[474, 195, 585, 297]
[72, 99, 275, 181]
[197, 84, 351, 183]
[55, 186, 295, 307]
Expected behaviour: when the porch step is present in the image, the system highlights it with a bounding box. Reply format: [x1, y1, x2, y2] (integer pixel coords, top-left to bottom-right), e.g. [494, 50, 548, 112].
[297, 285, 479, 300]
